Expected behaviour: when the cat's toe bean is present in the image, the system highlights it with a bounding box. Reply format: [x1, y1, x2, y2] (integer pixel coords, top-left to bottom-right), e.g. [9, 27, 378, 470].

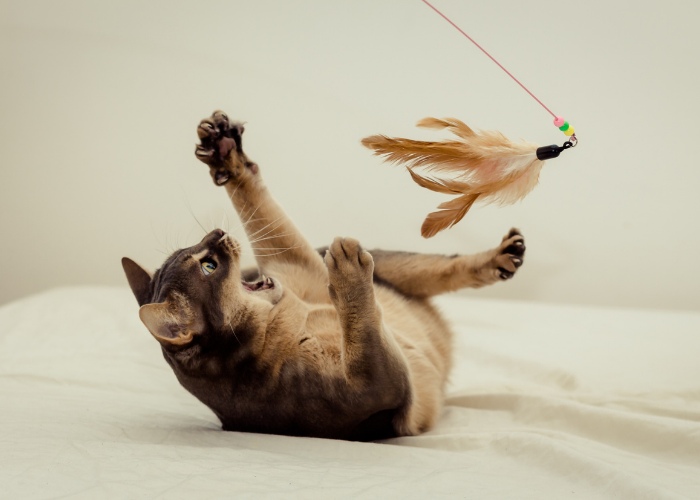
[213, 110, 229, 126]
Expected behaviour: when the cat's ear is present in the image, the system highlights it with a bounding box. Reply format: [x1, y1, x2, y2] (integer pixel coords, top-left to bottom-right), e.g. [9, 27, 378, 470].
[138, 301, 198, 346]
[122, 257, 152, 306]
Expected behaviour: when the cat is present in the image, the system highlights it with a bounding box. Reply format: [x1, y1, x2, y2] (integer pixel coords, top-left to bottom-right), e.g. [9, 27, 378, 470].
[122, 110, 525, 441]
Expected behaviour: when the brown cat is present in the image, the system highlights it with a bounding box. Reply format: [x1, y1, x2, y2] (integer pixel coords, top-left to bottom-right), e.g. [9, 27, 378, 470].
[122, 110, 525, 441]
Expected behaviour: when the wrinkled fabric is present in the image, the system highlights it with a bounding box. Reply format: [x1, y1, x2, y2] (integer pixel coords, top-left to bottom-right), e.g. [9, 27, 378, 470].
[1, 287, 698, 499]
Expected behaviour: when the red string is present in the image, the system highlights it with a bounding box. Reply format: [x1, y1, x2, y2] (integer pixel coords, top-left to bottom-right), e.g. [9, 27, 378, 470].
[420, 0, 558, 119]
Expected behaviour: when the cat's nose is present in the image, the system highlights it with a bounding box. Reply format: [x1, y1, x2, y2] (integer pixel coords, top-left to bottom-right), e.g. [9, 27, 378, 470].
[202, 229, 226, 245]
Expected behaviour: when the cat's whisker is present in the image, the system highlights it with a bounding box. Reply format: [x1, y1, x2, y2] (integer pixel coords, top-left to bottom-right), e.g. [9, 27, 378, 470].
[172, 229, 183, 254]
[241, 200, 264, 224]
[194, 212, 209, 235]
[240, 203, 263, 233]
[251, 242, 302, 250]
[181, 190, 208, 235]
[165, 224, 180, 254]
[207, 213, 217, 233]
[240, 216, 269, 231]
[228, 322, 241, 346]
[229, 186, 259, 232]
[251, 245, 303, 258]
[249, 228, 286, 246]
[252, 249, 298, 255]
[249, 231, 297, 245]
[163, 231, 173, 256]
[151, 222, 173, 257]
[216, 215, 231, 235]
[220, 211, 228, 234]
[248, 217, 286, 241]
[247, 212, 281, 233]
[227, 183, 242, 205]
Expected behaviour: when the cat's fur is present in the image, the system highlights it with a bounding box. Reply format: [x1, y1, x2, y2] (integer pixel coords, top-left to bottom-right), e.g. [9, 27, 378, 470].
[122, 110, 525, 441]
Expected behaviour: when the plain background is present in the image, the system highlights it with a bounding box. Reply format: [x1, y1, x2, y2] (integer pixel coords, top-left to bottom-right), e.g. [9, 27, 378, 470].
[1, 0, 698, 311]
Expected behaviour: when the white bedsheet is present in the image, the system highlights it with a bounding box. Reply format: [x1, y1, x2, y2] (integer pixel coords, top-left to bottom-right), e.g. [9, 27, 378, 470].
[1, 287, 699, 499]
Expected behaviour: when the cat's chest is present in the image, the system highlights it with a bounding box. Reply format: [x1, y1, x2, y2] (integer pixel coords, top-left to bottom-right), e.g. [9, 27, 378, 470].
[266, 262, 330, 304]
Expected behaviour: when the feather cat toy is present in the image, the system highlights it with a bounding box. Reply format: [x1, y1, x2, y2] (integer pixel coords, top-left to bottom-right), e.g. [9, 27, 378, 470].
[362, 0, 577, 238]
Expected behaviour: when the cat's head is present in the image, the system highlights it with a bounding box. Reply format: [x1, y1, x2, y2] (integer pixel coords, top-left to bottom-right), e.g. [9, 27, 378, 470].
[122, 229, 282, 349]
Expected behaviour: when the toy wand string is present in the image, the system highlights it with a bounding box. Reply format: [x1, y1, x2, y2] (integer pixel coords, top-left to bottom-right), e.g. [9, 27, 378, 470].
[362, 0, 578, 238]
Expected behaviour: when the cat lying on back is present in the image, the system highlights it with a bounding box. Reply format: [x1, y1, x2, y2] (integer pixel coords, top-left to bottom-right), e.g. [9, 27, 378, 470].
[122, 110, 525, 441]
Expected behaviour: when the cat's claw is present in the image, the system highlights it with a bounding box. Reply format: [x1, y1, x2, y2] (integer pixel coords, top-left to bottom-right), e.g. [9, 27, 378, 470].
[214, 172, 230, 186]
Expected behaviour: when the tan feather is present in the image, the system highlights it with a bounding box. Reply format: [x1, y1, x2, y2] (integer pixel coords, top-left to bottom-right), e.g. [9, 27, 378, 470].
[406, 167, 467, 195]
[362, 117, 544, 237]
[421, 193, 479, 238]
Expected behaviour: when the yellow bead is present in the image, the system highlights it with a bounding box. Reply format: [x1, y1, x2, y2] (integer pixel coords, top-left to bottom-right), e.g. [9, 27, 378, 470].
[563, 126, 575, 136]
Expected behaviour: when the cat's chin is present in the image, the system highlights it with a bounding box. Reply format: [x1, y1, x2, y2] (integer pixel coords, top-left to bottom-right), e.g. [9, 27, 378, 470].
[241, 276, 283, 304]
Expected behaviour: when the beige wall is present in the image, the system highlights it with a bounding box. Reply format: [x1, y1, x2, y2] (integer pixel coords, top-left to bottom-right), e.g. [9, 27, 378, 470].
[2, 0, 699, 311]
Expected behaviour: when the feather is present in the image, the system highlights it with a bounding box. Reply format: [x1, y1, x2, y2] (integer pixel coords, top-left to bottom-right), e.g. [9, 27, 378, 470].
[421, 193, 479, 238]
[361, 117, 544, 237]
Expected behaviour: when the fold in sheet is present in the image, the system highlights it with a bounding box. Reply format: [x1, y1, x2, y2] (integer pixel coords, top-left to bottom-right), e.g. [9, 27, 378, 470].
[1, 287, 699, 498]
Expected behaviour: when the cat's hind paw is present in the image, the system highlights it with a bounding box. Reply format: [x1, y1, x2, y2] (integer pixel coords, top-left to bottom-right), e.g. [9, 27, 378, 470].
[495, 228, 525, 280]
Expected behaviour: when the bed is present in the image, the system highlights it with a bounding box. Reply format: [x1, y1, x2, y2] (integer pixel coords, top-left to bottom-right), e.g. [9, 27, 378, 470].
[1, 286, 698, 498]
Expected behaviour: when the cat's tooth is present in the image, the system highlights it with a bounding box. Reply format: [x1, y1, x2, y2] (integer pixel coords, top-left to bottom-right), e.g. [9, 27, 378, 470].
[261, 274, 267, 282]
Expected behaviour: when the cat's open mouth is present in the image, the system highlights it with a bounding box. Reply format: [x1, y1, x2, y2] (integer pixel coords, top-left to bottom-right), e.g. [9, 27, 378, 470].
[240, 275, 283, 304]
[241, 276, 275, 292]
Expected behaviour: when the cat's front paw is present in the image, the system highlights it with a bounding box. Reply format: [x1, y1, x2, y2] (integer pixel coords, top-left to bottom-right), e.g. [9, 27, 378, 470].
[195, 110, 258, 186]
[494, 228, 525, 280]
[324, 237, 374, 304]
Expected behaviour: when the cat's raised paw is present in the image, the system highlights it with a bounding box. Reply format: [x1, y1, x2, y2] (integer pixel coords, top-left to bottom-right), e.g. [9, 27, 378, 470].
[324, 237, 374, 300]
[195, 110, 256, 186]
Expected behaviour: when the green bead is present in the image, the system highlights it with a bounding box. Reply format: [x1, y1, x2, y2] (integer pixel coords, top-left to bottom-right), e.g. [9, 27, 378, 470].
[559, 122, 570, 132]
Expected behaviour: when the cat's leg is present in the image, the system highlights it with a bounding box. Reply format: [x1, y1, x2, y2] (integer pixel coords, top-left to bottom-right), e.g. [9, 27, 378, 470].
[369, 229, 526, 298]
[194, 111, 327, 280]
[324, 237, 420, 435]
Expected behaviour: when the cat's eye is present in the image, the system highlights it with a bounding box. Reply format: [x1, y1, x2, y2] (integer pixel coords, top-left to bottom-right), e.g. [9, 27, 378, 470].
[200, 258, 217, 276]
